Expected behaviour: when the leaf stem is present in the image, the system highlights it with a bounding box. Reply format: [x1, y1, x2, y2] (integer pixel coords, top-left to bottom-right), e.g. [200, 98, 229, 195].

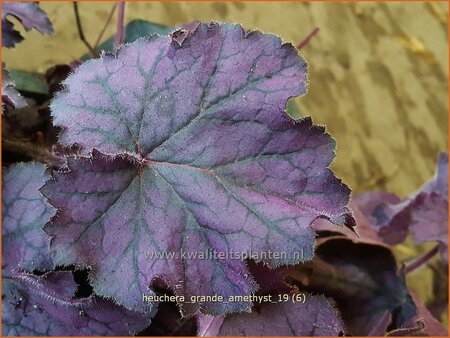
[114, 2, 126, 50]
[73, 2, 98, 57]
[94, 3, 118, 51]
[404, 245, 440, 274]
[297, 27, 320, 50]
[3, 138, 65, 167]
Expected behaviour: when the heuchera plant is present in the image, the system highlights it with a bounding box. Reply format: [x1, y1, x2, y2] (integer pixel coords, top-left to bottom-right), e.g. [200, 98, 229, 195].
[2, 18, 353, 335]
[44, 22, 354, 316]
[2, 3, 448, 336]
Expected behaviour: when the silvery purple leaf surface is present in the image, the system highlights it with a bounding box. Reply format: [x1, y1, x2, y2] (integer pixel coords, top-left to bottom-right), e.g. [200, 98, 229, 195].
[2, 62, 27, 109]
[51, 22, 308, 158]
[196, 295, 345, 336]
[354, 152, 448, 258]
[2, 2, 53, 48]
[2, 270, 151, 336]
[2, 163, 55, 276]
[44, 23, 353, 315]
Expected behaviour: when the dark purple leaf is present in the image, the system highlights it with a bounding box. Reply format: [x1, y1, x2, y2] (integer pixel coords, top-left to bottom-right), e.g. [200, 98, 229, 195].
[2, 62, 27, 109]
[354, 153, 448, 256]
[45, 23, 353, 315]
[287, 236, 417, 336]
[2, 2, 53, 48]
[2, 163, 55, 276]
[2, 270, 151, 336]
[247, 260, 291, 296]
[197, 294, 345, 336]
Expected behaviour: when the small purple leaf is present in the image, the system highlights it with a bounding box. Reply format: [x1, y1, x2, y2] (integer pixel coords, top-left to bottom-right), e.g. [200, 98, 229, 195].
[2, 2, 53, 48]
[2, 63, 27, 109]
[2, 270, 151, 336]
[2, 163, 55, 276]
[197, 295, 345, 336]
[409, 192, 448, 259]
[45, 23, 353, 315]
[352, 191, 405, 244]
[354, 153, 448, 257]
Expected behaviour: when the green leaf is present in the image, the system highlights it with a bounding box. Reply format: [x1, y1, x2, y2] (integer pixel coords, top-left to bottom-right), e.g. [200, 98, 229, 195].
[9, 69, 48, 95]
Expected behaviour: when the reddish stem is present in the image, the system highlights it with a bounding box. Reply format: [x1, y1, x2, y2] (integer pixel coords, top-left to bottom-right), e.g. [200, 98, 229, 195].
[114, 2, 126, 50]
[297, 27, 320, 50]
[404, 245, 440, 274]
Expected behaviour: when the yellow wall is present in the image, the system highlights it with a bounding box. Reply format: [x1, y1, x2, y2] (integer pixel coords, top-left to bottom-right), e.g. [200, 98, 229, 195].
[4, 1, 448, 196]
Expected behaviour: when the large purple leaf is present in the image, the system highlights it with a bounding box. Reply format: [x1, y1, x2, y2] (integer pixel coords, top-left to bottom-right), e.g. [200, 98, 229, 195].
[2, 163, 55, 277]
[2, 270, 151, 336]
[354, 153, 448, 257]
[197, 294, 345, 336]
[45, 23, 353, 315]
[2, 2, 53, 48]
[2, 62, 27, 109]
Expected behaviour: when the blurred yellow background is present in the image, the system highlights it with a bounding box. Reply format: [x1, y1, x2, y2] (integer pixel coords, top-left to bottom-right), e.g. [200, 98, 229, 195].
[4, 1, 448, 198]
[3, 1, 449, 324]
